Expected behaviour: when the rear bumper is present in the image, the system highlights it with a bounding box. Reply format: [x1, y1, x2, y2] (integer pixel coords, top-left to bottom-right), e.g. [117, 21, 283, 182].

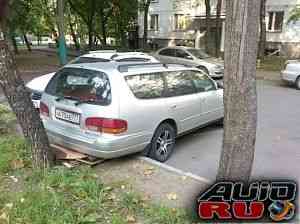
[43, 118, 152, 159]
[47, 129, 149, 159]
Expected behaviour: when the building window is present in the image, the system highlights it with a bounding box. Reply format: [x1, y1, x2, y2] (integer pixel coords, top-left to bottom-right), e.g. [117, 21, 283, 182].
[150, 14, 159, 31]
[267, 11, 284, 32]
[174, 14, 190, 31]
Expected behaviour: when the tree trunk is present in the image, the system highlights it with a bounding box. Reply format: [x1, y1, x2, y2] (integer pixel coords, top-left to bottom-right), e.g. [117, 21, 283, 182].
[205, 0, 211, 54]
[69, 22, 80, 51]
[101, 17, 107, 47]
[57, 0, 67, 65]
[143, 0, 151, 49]
[0, 10, 54, 169]
[10, 32, 18, 55]
[88, 28, 94, 50]
[259, 0, 266, 59]
[215, 0, 222, 57]
[217, 0, 260, 182]
[23, 34, 32, 52]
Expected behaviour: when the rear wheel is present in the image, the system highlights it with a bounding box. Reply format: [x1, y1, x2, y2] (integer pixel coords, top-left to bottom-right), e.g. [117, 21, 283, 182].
[149, 123, 176, 162]
[295, 76, 300, 90]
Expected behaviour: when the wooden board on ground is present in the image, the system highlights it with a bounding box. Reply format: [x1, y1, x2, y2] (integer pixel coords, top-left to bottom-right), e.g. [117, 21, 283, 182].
[51, 144, 88, 160]
[51, 144, 105, 167]
[75, 158, 105, 166]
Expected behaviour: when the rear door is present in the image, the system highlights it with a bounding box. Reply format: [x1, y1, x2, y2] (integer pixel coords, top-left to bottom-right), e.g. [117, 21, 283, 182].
[157, 48, 177, 64]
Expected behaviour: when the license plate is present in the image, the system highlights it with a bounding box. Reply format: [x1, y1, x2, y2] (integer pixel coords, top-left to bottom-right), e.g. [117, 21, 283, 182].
[55, 109, 81, 125]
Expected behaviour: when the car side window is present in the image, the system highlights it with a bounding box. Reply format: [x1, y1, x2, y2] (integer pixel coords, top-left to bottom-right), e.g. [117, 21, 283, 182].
[165, 71, 197, 97]
[189, 70, 217, 92]
[176, 49, 192, 60]
[159, 49, 176, 57]
[125, 73, 165, 99]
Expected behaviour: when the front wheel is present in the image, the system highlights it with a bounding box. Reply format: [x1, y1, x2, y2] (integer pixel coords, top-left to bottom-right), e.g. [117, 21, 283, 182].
[149, 123, 176, 162]
[295, 76, 300, 90]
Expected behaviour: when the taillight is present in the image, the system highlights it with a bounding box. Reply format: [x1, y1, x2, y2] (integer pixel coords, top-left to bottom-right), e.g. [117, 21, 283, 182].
[85, 117, 127, 134]
[40, 102, 49, 117]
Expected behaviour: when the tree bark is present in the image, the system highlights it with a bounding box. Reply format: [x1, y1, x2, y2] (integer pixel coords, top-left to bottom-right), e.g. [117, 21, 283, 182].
[23, 34, 32, 52]
[205, 0, 211, 54]
[215, 0, 222, 57]
[217, 0, 260, 182]
[0, 5, 54, 169]
[143, 0, 151, 49]
[259, 0, 266, 59]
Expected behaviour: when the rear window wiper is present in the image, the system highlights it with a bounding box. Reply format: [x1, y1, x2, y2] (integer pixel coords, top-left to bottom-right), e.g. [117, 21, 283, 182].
[55, 96, 80, 102]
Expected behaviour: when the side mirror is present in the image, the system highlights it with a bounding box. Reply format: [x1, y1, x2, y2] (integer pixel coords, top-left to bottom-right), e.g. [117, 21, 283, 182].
[216, 81, 224, 89]
[185, 55, 193, 60]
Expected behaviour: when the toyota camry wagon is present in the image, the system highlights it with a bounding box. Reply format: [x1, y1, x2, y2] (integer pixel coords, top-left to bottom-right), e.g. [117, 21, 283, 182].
[40, 62, 224, 162]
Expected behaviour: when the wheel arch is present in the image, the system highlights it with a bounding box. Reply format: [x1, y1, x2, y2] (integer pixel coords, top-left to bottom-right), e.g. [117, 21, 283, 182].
[156, 118, 178, 136]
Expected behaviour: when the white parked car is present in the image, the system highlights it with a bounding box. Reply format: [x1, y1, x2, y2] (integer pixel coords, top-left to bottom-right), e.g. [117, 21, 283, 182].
[40, 62, 224, 162]
[26, 51, 159, 108]
[155, 46, 224, 79]
[281, 60, 300, 89]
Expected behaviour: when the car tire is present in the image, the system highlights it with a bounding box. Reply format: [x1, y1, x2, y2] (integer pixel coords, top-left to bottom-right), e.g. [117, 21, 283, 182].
[216, 118, 224, 126]
[295, 76, 300, 90]
[149, 123, 176, 162]
[197, 66, 209, 75]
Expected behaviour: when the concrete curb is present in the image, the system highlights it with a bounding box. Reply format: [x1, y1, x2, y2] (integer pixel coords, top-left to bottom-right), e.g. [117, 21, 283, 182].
[138, 156, 212, 184]
[0, 96, 6, 103]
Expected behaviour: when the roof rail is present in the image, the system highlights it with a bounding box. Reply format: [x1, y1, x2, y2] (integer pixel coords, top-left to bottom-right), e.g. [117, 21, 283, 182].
[89, 50, 117, 54]
[117, 63, 189, 73]
[118, 63, 164, 72]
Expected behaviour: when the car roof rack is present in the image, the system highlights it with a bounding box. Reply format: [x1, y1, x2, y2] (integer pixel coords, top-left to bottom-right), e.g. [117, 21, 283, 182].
[117, 63, 189, 73]
[89, 50, 117, 54]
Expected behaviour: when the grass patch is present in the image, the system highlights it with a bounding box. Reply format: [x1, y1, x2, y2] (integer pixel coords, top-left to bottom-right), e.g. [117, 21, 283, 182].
[0, 104, 17, 135]
[0, 136, 30, 174]
[121, 192, 196, 224]
[259, 56, 286, 72]
[0, 167, 195, 224]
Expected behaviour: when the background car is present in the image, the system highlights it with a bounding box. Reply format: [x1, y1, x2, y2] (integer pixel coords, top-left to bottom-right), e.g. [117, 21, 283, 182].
[281, 60, 300, 89]
[155, 46, 224, 79]
[40, 62, 224, 162]
[26, 51, 159, 108]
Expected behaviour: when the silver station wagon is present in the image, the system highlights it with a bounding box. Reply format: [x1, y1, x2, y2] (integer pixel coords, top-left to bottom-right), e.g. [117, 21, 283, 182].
[40, 62, 224, 162]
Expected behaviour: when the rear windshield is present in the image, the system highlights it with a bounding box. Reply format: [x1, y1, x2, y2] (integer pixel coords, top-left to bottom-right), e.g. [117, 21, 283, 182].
[45, 68, 111, 105]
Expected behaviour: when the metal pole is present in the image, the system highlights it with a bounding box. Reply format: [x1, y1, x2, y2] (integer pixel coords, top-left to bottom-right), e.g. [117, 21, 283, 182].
[57, 0, 67, 65]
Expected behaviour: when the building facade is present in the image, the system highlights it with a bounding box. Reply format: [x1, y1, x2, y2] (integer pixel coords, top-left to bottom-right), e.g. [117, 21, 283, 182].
[138, 0, 300, 58]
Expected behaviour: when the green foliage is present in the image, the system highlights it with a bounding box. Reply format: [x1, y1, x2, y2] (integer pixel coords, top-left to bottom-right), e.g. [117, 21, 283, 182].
[259, 56, 287, 71]
[288, 7, 300, 24]
[0, 136, 29, 174]
[0, 104, 16, 134]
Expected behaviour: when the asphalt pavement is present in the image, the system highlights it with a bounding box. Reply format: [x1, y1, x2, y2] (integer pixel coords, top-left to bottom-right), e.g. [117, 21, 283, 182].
[166, 80, 300, 183]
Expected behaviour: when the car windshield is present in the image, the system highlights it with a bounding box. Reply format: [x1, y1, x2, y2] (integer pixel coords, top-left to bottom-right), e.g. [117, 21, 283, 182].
[69, 57, 111, 64]
[187, 49, 211, 59]
[45, 68, 111, 106]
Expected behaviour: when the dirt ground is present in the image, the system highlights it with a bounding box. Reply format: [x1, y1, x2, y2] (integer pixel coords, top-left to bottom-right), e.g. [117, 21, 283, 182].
[94, 156, 208, 210]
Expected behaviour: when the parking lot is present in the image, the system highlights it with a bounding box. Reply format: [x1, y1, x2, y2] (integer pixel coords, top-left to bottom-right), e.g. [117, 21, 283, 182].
[166, 80, 300, 183]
